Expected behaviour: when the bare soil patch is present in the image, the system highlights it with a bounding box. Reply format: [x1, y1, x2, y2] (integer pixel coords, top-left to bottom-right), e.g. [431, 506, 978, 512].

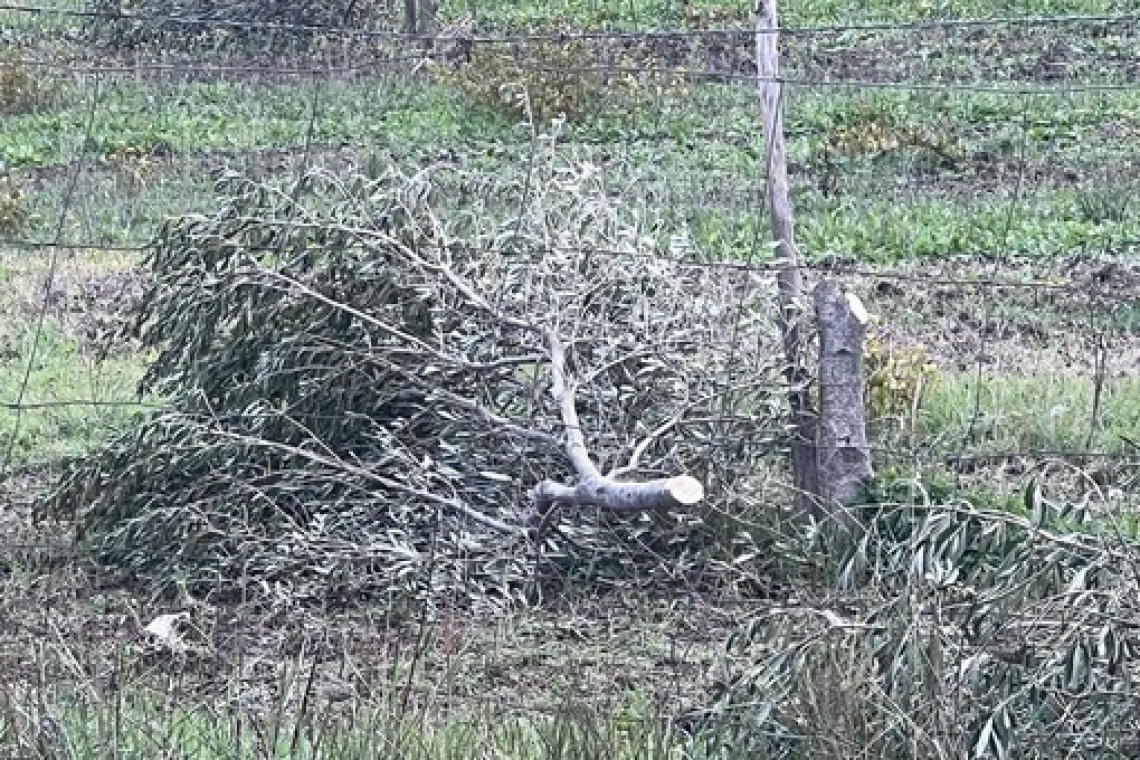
[1, 472, 745, 720]
[836, 253, 1140, 374]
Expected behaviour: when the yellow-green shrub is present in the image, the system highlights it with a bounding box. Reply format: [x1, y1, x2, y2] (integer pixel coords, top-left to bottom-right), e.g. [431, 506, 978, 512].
[0, 55, 38, 115]
[434, 37, 683, 124]
[864, 333, 938, 429]
[0, 178, 32, 236]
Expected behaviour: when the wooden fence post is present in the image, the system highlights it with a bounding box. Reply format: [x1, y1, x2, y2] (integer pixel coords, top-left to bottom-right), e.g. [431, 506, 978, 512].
[815, 281, 873, 531]
[755, 0, 822, 515]
[404, 0, 437, 36]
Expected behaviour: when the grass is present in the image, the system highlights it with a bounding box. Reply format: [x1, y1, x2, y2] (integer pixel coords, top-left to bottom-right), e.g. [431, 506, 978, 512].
[0, 318, 146, 465]
[5, 682, 707, 759]
[0, 576, 738, 758]
[7, 74, 1140, 257]
[0, 248, 147, 465]
[920, 372, 1140, 455]
[0, 81, 508, 170]
[1, 1, 1139, 756]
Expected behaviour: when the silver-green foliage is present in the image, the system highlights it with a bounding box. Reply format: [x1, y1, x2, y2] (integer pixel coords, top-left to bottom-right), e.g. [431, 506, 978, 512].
[714, 481, 1140, 759]
[46, 147, 786, 605]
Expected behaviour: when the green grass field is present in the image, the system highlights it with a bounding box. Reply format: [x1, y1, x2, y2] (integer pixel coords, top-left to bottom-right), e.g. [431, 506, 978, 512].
[1, 0, 1139, 756]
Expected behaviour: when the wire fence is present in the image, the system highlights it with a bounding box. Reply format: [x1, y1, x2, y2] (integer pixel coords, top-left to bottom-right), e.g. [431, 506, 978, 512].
[0, 5, 1139, 747]
[4, 2, 1140, 37]
[0, 6, 1136, 462]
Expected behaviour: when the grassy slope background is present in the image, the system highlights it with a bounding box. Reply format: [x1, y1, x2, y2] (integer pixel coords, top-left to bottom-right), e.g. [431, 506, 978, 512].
[0, 0, 1138, 756]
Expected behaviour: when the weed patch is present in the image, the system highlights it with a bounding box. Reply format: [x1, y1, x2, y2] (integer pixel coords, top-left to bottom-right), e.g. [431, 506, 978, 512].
[0, 177, 33, 237]
[435, 36, 685, 124]
[0, 55, 39, 116]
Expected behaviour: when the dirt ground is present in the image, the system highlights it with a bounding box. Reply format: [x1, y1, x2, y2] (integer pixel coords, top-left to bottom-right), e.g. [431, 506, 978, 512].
[1, 249, 1136, 718]
[0, 484, 744, 721]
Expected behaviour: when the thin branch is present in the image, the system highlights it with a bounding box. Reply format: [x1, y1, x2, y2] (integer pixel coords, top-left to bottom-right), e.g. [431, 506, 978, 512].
[306, 333, 560, 448]
[259, 269, 457, 367]
[608, 414, 683, 479]
[208, 426, 522, 536]
[545, 328, 600, 480]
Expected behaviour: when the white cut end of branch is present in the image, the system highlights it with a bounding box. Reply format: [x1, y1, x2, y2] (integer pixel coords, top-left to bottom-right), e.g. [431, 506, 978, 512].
[667, 475, 705, 505]
[142, 612, 190, 654]
[846, 291, 869, 325]
[143, 612, 188, 640]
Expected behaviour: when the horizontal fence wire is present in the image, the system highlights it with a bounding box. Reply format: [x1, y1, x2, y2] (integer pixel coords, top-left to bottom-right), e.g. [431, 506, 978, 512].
[1, 10, 1136, 480]
[0, 13, 1137, 738]
[2, 2, 1139, 39]
[11, 55, 1140, 93]
[1, 236, 1137, 293]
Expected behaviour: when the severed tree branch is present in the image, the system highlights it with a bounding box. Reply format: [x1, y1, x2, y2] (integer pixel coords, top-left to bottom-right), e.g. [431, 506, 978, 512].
[528, 329, 704, 528]
[258, 227, 705, 532]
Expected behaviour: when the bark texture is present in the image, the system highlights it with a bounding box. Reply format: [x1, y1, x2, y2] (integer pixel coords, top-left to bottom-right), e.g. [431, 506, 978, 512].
[756, 0, 821, 514]
[814, 280, 873, 521]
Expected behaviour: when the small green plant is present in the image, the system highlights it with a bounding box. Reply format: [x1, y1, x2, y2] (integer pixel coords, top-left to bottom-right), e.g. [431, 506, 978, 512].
[0, 55, 38, 115]
[105, 141, 172, 194]
[680, 1, 749, 28]
[0, 176, 32, 236]
[824, 103, 964, 170]
[434, 36, 683, 124]
[863, 328, 938, 431]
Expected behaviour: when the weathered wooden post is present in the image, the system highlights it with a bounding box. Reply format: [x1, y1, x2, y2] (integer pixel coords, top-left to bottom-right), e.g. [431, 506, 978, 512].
[755, 2, 872, 527]
[403, 0, 437, 37]
[754, 0, 821, 514]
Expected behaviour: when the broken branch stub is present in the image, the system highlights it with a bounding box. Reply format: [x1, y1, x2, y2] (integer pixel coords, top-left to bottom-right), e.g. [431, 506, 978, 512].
[534, 476, 705, 513]
[814, 280, 873, 528]
[530, 329, 705, 520]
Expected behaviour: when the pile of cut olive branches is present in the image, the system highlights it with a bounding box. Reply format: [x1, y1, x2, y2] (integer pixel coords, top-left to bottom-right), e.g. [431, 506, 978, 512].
[48, 145, 790, 606]
[710, 481, 1140, 759]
